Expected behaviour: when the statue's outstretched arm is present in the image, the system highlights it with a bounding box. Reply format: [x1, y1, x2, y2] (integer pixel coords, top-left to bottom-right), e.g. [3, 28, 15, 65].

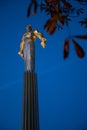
[33, 30, 46, 48]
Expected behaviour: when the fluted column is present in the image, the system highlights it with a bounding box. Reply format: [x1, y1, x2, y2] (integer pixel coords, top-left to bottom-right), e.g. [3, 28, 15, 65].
[22, 71, 39, 130]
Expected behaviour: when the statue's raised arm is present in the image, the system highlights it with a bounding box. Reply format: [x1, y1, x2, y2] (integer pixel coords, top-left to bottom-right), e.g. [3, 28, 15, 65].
[33, 30, 46, 48]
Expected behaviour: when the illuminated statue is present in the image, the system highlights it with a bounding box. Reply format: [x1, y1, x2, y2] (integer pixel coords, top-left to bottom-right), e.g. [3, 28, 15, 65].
[18, 25, 46, 71]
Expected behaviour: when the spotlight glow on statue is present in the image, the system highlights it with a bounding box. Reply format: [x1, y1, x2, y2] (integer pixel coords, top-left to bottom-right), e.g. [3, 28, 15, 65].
[18, 25, 46, 71]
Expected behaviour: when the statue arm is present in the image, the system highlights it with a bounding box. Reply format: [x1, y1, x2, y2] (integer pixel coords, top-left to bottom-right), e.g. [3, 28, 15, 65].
[33, 30, 46, 48]
[18, 35, 25, 57]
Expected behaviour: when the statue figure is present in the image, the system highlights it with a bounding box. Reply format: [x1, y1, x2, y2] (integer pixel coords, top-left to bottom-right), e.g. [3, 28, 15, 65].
[18, 25, 46, 71]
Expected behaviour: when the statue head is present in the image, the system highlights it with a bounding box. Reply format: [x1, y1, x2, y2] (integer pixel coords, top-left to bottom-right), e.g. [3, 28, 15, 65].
[26, 24, 32, 32]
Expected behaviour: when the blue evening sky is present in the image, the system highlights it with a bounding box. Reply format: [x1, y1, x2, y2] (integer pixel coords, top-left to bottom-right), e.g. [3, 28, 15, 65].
[0, 0, 87, 130]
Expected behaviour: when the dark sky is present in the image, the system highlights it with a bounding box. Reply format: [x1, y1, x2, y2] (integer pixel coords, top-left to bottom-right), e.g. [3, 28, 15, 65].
[0, 1, 87, 130]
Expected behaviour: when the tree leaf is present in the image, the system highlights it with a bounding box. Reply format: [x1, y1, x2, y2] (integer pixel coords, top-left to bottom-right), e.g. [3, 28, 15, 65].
[27, 3, 32, 17]
[64, 39, 69, 59]
[62, 0, 72, 9]
[72, 39, 85, 58]
[44, 15, 57, 34]
[57, 14, 66, 25]
[74, 35, 87, 40]
[27, 0, 38, 17]
[45, 0, 56, 5]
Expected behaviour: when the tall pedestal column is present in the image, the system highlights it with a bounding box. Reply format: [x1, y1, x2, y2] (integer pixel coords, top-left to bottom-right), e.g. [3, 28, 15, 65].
[22, 71, 39, 130]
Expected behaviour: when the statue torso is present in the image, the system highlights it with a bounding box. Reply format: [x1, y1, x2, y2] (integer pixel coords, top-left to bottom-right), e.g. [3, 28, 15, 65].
[23, 31, 36, 44]
[23, 31, 35, 71]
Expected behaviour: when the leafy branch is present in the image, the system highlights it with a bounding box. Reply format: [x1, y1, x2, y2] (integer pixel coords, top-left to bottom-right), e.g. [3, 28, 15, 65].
[26, 0, 87, 59]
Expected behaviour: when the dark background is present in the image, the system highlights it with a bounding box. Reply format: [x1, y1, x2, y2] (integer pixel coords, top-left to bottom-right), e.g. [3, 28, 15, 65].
[0, 0, 87, 130]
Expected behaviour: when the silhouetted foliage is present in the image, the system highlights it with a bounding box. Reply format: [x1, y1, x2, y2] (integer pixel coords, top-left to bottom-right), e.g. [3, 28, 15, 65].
[64, 39, 69, 59]
[79, 17, 87, 28]
[63, 35, 87, 58]
[27, 0, 38, 17]
[72, 39, 85, 58]
[27, 0, 87, 59]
